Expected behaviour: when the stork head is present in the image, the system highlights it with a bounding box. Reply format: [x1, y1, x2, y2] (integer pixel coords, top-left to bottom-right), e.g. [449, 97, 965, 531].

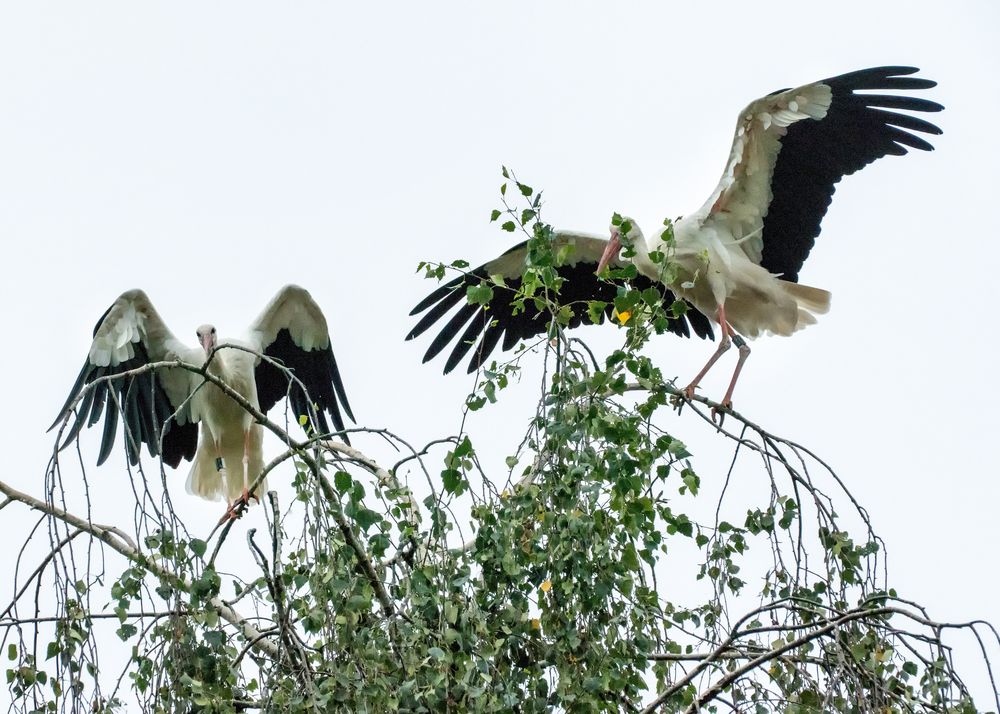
[596, 215, 644, 275]
[196, 324, 217, 354]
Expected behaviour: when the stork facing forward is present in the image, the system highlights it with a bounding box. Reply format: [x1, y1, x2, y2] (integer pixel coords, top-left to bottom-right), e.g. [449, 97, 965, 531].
[53, 284, 355, 519]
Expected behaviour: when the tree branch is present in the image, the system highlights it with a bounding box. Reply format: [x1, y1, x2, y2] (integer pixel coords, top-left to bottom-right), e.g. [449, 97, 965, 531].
[0, 477, 282, 661]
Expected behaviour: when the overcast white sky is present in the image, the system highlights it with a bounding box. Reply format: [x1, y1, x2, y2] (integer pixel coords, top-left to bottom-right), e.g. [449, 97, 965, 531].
[1, 0, 998, 708]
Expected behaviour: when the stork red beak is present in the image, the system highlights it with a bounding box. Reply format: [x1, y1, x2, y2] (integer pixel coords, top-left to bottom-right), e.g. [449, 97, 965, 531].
[596, 232, 622, 275]
[201, 334, 214, 354]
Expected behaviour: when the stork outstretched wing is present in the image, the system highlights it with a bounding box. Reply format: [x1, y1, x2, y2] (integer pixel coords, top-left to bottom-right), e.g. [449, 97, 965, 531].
[52, 290, 200, 467]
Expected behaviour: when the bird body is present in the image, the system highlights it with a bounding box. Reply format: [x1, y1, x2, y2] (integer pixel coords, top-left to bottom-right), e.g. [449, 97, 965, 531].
[663, 216, 831, 339]
[188, 341, 265, 502]
[54, 285, 355, 511]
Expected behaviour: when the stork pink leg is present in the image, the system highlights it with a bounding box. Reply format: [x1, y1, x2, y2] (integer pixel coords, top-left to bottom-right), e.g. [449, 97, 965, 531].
[241, 428, 253, 505]
[719, 334, 751, 410]
[684, 306, 732, 399]
[218, 431, 255, 524]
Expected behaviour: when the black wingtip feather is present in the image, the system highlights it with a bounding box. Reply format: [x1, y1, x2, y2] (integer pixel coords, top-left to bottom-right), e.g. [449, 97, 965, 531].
[423, 302, 480, 365]
[56, 302, 198, 469]
[862, 94, 944, 114]
[410, 252, 714, 375]
[466, 318, 506, 374]
[409, 272, 469, 316]
[870, 108, 943, 137]
[406, 287, 469, 341]
[760, 65, 942, 280]
[96, 395, 119, 467]
[444, 309, 489, 374]
[329, 352, 356, 423]
[256, 329, 356, 446]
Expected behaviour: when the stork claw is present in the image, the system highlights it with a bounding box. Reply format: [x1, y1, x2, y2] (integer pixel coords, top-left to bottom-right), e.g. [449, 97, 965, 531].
[217, 490, 252, 524]
[671, 384, 696, 412]
[710, 401, 732, 425]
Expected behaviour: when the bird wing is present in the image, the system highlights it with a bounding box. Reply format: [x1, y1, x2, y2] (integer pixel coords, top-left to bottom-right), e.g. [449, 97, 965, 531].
[246, 285, 354, 443]
[52, 289, 200, 468]
[692, 66, 942, 282]
[407, 230, 714, 374]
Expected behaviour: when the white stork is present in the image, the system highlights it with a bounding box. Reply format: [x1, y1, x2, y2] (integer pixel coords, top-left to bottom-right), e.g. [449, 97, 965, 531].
[407, 66, 942, 408]
[53, 284, 355, 517]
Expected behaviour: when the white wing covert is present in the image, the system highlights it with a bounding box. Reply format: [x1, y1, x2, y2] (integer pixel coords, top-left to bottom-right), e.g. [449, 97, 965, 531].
[247, 285, 355, 443]
[52, 290, 200, 467]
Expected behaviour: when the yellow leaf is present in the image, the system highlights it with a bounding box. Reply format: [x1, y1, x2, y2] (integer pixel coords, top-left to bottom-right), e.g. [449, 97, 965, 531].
[615, 309, 632, 325]
[530, 618, 541, 630]
[298, 414, 309, 426]
[540, 579, 552, 593]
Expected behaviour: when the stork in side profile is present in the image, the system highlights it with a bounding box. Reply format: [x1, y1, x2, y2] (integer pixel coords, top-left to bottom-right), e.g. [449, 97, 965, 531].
[53, 284, 355, 519]
[408, 66, 942, 408]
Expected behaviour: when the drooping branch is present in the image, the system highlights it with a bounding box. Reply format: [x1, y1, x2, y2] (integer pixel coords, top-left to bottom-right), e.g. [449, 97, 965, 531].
[0, 477, 281, 661]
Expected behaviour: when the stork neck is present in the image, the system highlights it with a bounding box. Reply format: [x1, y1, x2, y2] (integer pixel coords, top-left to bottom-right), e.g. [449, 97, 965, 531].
[627, 231, 657, 279]
[204, 347, 228, 377]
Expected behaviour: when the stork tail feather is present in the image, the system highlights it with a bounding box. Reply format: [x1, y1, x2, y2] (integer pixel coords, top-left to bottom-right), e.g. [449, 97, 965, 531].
[782, 281, 831, 317]
[186, 425, 267, 502]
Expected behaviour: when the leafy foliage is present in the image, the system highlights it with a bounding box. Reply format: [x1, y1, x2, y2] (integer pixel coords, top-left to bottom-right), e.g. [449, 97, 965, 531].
[4, 171, 993, 712]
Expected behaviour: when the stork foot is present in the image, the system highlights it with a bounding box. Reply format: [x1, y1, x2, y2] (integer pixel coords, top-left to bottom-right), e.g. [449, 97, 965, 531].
[218, 490, 253, 524]
[671, 384, 698, 411]
[710, 400, 732, 424]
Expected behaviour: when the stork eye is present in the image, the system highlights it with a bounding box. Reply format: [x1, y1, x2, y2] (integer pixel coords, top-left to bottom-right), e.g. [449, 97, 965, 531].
[211, 328, 216, 335]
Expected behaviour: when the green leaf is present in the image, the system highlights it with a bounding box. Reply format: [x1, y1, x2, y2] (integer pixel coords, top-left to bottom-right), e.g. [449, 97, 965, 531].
[442, 469, 465, 495]
[490, 209, 502, 222]
[466, 283, 494, 306]
[354, 508, 381, 532]
[335, 470, 353, 493]
[621, 543, 640, 572]
[6, 644, 15, 661]
[189, 539, 207, 558]
[501, 220, 516, 232]
[517, 182, 533, 197]
[681, 469, 700, 496]
[588, 301, 608, 324]
[454, 436, 473, 458]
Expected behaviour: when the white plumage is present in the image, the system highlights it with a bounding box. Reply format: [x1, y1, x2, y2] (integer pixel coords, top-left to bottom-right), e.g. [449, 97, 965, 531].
[410, 66, 942, 409]
[54, 284, 355, 516]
